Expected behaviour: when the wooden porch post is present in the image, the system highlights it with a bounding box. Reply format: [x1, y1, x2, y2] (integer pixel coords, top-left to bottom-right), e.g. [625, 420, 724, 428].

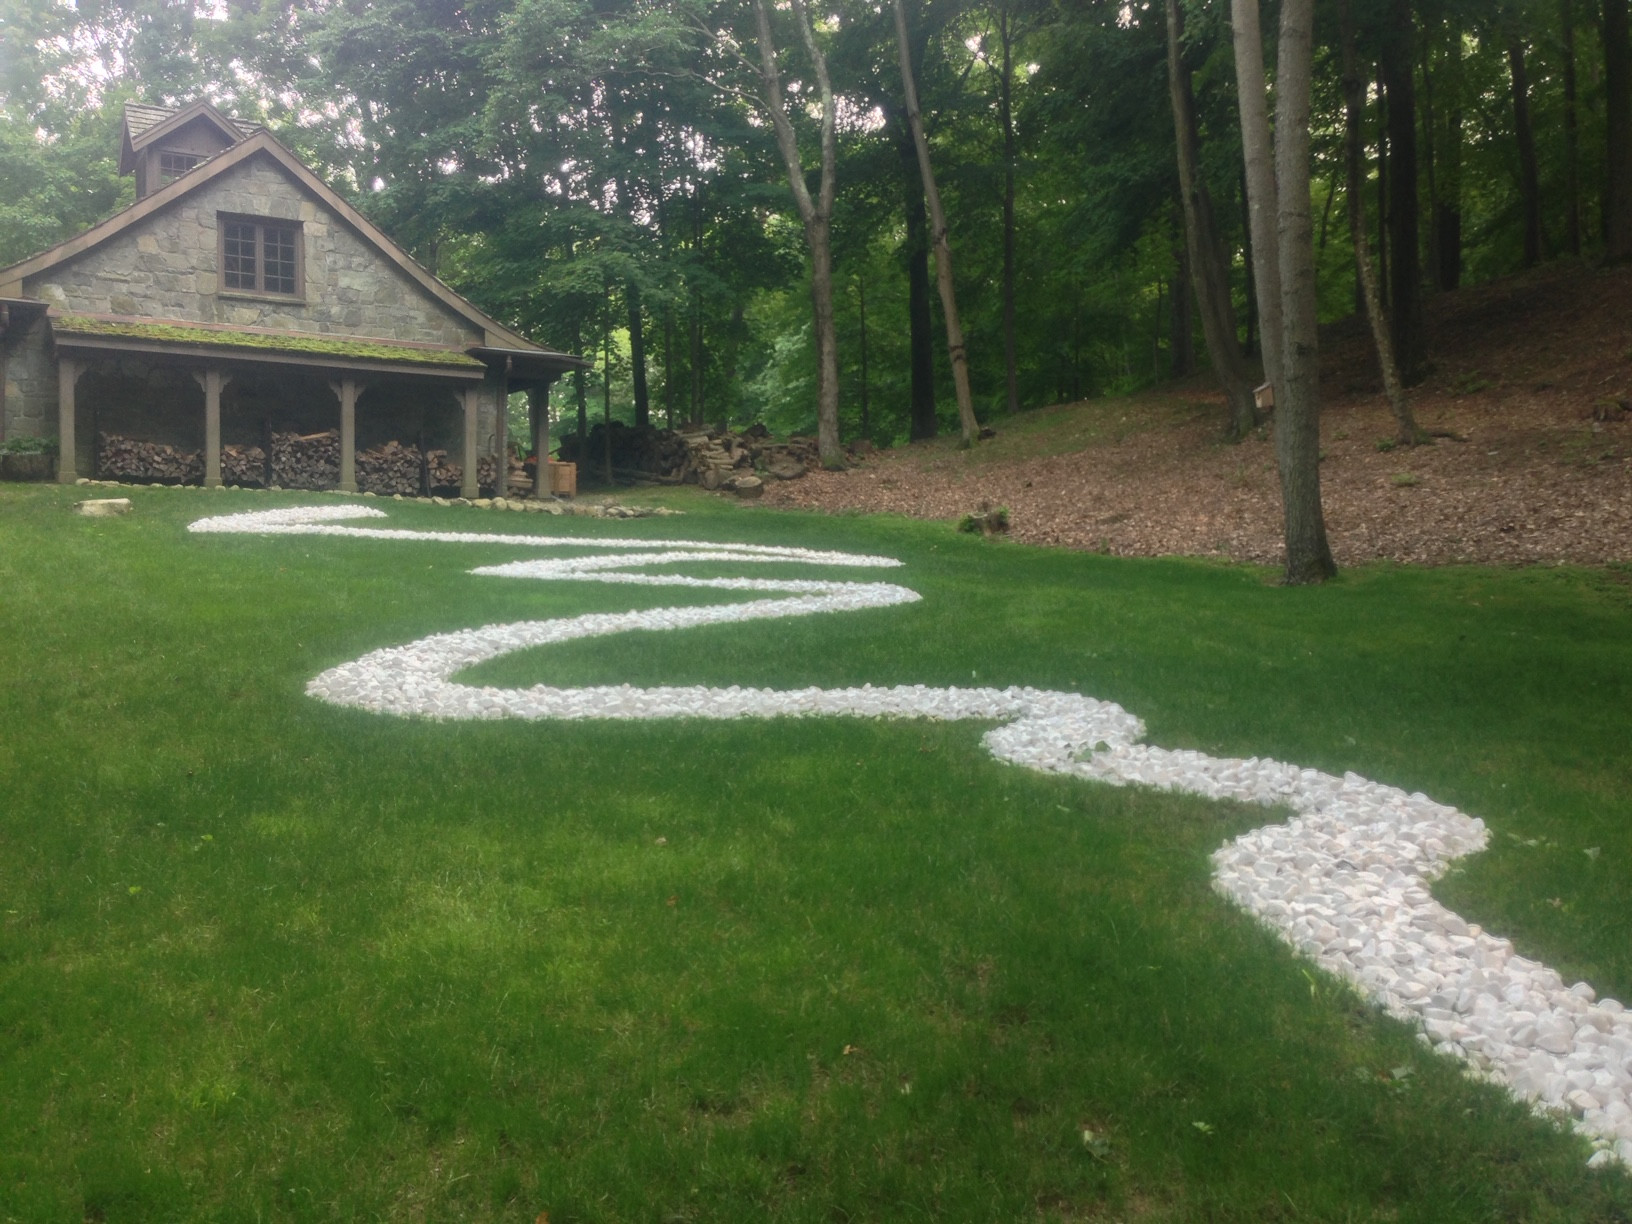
[56, 357, 82, 483]
[330, 377, 361, 493]
[529, 383, 550, 497]
[460, 385, 480, 500]
[493, 375, 509, 498]
[192, 368, 231, 487]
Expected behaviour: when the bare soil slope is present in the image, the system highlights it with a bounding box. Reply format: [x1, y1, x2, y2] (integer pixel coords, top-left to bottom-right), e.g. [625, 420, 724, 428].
[761, 261, 1632, 566]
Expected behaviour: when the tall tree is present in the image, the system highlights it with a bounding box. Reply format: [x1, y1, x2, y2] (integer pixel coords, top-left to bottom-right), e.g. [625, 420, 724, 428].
[627, 278, 651, 428]
[1378, 0, 1425, 382]
[751, 0, 843, 467]
[995, 0, 1020, 418]
[1426, 15, 1464, 289]
[1263, 0, 1337, 582]
[1165, 0, 1257, 439]
[893, 0, 980, 447]
[898, 124, 938, 440]
[1605, 0, 1632, 259]
[1341, 0, 1417, 445]
[1231, 0, 1283, 401]
[1506, 33, 1543, 267]
[1562, 0, 1582, 257]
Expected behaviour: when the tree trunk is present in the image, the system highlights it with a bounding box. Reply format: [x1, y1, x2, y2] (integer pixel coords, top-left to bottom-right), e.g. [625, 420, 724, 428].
[1604, 0, 1632, 259]
[1433, 20, 1464, 290]
[1420, 26, 1440, 285]
[752, 0, 843, 467]
[1273, 0, 1337, 583]
[1231, 0, 1284, 398]
[808, 213, 840, 448]
[1508, 38, 1543, 267]
[627, 279, 649, 428]
[1166, 0, 1258, 439]
[1342, 0, 1418, 444]
[893, 0, 979, 447]
[1241, 170, 1257, 354]
[857, 275, 871, 440]
[902, 127, 937, 441]
[1170, 230, 1195, 376]
[1377, 85, 1389, 307]
[663, 306, 676, 429]
[998, 1, 1019, 417]
[1380, 0, 1425, 383]
[689, 300, 703, 427]
[690, 187, 705, 427]
[572, 319, 588, 444]
[1563, 0, 1582, 257]
[602, 326, 613, 487]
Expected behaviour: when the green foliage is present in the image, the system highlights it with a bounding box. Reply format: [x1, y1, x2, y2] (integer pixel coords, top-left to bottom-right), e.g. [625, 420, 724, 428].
[0, 432, 55, 454]
[0, 100, 129, 266]
[0, 0, 1613, 449]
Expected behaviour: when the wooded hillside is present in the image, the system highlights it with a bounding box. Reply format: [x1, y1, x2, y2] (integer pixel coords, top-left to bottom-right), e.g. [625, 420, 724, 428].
[3, 0, 1626, 575]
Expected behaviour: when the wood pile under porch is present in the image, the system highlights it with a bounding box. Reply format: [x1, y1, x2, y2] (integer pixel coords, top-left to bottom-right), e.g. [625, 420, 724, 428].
[49, 318, 506, 498]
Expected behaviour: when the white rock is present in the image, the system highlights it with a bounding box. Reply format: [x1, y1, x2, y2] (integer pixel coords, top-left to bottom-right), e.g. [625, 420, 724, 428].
[76, 498, 132, 517]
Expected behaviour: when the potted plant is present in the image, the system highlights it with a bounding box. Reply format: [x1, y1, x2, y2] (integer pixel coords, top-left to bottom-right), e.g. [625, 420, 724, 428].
[0, 435, 57, 481]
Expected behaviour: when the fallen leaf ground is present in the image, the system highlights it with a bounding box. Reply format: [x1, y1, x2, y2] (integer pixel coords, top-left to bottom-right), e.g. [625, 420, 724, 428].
[761, 260, 1632, 568]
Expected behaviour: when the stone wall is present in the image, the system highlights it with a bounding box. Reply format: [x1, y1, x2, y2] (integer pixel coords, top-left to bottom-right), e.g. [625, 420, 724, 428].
[24, 154, 478, 349]
[1, 315, 56, 447]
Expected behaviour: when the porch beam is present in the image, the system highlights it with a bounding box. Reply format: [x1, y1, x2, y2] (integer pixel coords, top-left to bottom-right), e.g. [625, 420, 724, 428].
[56, 357, 82, 483]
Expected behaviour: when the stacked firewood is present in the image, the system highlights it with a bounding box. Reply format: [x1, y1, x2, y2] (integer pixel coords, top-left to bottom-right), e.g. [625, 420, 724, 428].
[423, 450, 503, 494]
[271, 430, 340, 490]
[425, 449, 460, 491]
[555, 421, 822, 486]
[356, 440, 423, 496]
[221, 444, 267, 486]
[96, 431, 514, 494]
[97, 434, 204, 483]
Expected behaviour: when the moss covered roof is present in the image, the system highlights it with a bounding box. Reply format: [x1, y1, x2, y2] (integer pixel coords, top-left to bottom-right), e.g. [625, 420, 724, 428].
[51, 315, 485, 368]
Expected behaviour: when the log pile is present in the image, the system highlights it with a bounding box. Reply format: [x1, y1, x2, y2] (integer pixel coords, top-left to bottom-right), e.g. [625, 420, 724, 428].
[356, 440, 423, 496]
[267, 430, 337, 489]
[95, 431, 515, 494]
[97, 434, 204, 483]
[555, 421, 826, 487]
[221, 444, 267, 486]
[424, 450, 502, 494]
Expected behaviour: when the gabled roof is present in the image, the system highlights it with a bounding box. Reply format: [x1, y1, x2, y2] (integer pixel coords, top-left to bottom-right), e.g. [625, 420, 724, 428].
[2, 128, 547, 355]
[118, 100, 259, 175]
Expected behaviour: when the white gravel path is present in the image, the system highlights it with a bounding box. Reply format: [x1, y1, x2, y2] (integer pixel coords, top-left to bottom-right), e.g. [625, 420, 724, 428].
[189, 504, 1632, 1166]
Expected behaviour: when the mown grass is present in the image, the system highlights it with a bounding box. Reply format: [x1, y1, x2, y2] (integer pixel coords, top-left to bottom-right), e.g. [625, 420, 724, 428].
[1, 481, 1629, 1222]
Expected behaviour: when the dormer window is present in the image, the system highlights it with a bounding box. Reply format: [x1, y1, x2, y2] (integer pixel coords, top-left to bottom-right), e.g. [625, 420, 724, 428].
[219, 214, 302, 298]
[158, 149, 203, 182]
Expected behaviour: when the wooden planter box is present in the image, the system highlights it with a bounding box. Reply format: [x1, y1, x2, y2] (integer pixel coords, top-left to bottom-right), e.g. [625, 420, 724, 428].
[0, 452, 54, 482]
[547, 461, 577, 498]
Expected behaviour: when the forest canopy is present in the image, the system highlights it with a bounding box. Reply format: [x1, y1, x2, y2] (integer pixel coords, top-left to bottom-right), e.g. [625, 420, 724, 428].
[1, 0, 1625, 450]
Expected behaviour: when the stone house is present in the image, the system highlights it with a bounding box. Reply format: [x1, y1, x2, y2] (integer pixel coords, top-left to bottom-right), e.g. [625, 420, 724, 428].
[0, 100, 580, 495]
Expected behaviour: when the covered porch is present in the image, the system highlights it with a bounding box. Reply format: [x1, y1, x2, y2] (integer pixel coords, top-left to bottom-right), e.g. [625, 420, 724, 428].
[52, 321, 509, 502]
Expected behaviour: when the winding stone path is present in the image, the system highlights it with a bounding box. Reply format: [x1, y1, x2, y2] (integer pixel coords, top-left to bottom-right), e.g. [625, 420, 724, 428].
[190, 505, 1632, 1166]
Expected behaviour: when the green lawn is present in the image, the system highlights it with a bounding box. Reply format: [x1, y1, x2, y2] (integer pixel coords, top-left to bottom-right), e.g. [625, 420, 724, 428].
[1, 482, 1629, 1222]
